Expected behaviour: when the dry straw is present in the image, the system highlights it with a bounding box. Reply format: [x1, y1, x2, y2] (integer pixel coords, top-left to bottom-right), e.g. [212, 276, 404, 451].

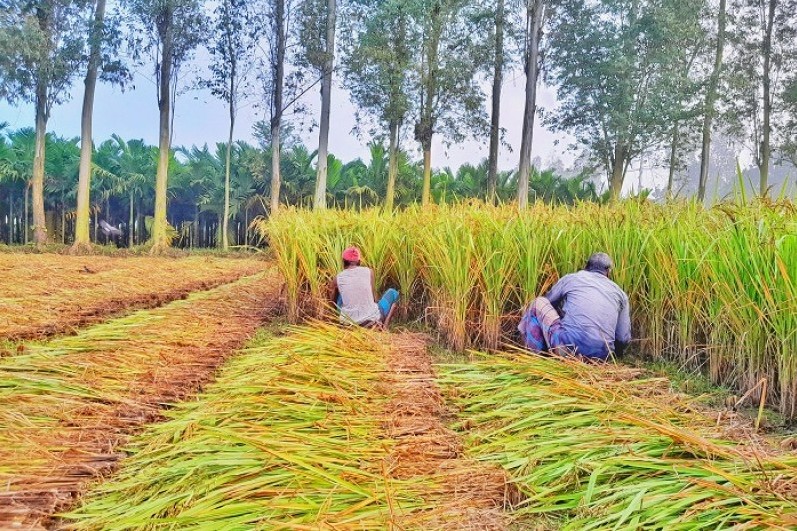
[0, 272, 279, 528]
[0, 254, 266, 341]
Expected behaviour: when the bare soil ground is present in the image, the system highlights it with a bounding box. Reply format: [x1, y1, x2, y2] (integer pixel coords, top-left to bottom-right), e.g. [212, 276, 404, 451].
[0, 253, 267, 342]
[381, 333, 515, 529]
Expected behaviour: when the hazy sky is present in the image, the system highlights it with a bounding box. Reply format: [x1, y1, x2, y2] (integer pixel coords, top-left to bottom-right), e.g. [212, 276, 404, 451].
[0, 60, 577, 172]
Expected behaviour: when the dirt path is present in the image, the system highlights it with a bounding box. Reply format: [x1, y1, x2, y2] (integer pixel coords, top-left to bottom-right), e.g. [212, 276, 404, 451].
[380, 333, 513, 529]
[0, 270, 281, 529]
[0, 254, 267, 342]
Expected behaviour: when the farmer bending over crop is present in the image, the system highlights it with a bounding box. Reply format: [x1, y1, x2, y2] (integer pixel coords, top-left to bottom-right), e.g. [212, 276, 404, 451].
[330, 246, 399, 330]
[518, 252, 631, 360]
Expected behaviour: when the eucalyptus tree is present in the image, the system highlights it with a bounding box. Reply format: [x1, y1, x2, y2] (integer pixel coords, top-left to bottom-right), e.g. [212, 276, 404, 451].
[259, 0, 296, 213]
[697, 0, 728, 200]
[298, 0, 338, 209]
[545, 0, 705, 199]
[203, 0, 258, 249]
[724, 0, 797, 195]
[342, 0, 415, 210]
[516, 0, 545, 207]
[73, 0, 128, 251]
[127, 0, 205, 251]
[408, 0, 487, 206]
[0, 0, 90, 246]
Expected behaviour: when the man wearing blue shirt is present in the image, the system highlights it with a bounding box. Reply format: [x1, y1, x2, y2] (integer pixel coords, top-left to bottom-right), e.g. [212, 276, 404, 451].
[518, 252, 631, 360]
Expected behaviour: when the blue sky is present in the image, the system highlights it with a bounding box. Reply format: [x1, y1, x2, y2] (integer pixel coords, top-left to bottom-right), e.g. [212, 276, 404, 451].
[0, 61, 570, 174]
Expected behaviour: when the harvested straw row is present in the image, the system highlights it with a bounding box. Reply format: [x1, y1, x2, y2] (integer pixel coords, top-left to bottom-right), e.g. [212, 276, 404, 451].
[438, 352, 797, 529]
[259, 201, 797, 418]
[66, 325, 511, 530]
[0, 254, 267, 341]
[0, 270, 280, 529]
[66, 324, 420, 530]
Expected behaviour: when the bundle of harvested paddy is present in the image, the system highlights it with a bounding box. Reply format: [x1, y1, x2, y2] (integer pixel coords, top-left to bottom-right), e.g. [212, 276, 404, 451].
[439, 351, 797, 529]
[66, 325, 510, 530]
[0, 271, 280, 528]
[0, 254, 266, 341]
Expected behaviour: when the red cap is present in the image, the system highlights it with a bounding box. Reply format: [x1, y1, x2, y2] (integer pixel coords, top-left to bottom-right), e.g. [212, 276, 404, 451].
[342, 246, 361, 262]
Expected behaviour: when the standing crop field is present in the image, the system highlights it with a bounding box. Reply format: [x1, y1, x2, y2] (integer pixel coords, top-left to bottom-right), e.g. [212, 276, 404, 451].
[259, 201, 797, 417]
[0, 254, 267, 341]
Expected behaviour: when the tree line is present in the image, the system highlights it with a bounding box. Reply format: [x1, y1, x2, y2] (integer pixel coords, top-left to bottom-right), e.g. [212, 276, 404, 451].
[1, 0, 796, 250]
[0, 126, 598, 247]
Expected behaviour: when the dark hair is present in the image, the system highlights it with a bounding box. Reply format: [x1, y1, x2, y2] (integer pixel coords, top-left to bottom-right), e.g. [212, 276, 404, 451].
[343, 259, 361, 268]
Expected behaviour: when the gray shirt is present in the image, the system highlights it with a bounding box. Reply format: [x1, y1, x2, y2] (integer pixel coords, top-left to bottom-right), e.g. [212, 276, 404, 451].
[545, 270, 631, 357]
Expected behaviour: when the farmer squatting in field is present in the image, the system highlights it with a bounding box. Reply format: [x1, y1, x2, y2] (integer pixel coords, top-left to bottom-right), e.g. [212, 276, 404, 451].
[519, 252, 631, 361]
[330, 246, 399, 330]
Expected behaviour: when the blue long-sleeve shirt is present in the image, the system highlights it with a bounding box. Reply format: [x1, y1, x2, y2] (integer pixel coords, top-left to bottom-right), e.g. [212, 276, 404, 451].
[545, 270, 631, 359]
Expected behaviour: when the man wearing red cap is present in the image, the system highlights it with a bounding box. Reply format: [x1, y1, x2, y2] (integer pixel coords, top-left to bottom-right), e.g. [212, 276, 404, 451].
[330, 246, 399, 329]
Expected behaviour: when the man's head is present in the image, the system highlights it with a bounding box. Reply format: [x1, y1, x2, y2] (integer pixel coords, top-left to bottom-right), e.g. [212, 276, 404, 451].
[342, 246, 362, 267]
[585, 252, 614, 276]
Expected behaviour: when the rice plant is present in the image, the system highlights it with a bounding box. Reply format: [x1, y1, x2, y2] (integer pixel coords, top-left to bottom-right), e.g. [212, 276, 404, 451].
[259, 200, 797, 417]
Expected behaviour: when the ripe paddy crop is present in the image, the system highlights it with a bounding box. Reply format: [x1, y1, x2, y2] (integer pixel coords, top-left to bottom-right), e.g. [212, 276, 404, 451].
[259, 200, 797, 417]
[0, 253, 267, 341]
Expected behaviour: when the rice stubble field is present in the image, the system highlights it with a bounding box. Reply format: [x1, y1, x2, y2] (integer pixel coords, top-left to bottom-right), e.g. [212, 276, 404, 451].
[0, 264, 281, 528]
[0, 254, 267, 342]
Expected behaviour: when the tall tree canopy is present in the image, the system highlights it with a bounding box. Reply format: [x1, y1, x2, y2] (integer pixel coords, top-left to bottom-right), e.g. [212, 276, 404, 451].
[342, 0, 416, 211]
[0, 0, 90, 246]
[545, 0, 705, 199]
[127, 0, 205, 251]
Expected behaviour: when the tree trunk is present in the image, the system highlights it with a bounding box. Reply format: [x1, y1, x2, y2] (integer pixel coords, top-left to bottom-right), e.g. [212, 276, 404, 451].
[7, 191, 12, 244]
[151, 11, 174, 252]
[517, 0, 545, 209]
[32, 81, 49, 247]
[24, 183, 29, 244]
[698, 0, 726, 202]
[313, 0, 337, 210]
[760, 0, 775, 197]
[422, 146, 432, 205]
[385, 120, 400, 211]
[487, 0, 505, 204]
[244, 206, 249, 246]
[223, 102, 234, 249]
[419, 19, 440, 207]
[609, 143, 627, 200]
[73, 0, 106, 250]
[128, 193, 134, 247]
[269, 0, 286, 215]
[667, 123, 679, 199]
[61, 195, 66, 244]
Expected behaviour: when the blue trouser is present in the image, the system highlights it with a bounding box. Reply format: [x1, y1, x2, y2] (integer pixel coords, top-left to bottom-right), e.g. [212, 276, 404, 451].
[377, 288, 399, 319]
[337, 288, 399, 322]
